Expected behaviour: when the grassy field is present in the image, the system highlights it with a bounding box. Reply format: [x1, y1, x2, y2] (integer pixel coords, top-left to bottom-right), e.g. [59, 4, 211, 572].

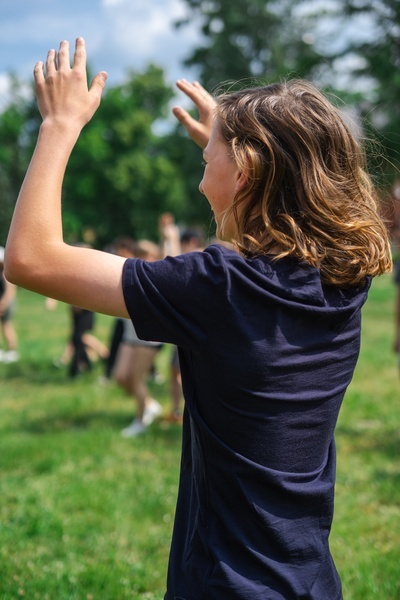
[0, 275, 399, 599]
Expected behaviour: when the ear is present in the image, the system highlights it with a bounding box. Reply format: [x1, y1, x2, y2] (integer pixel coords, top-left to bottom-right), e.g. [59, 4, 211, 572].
[235, 170, 248, 193]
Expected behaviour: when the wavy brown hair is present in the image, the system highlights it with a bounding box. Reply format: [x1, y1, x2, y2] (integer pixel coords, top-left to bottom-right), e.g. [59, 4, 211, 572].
[216, 79, 392, 286]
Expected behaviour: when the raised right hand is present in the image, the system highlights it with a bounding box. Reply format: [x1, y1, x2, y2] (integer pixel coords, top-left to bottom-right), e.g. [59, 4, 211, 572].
[172, 80, 217, 149]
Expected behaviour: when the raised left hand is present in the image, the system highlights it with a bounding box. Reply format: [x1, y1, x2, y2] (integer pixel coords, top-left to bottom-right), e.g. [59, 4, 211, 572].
[34, 38, 108, 133]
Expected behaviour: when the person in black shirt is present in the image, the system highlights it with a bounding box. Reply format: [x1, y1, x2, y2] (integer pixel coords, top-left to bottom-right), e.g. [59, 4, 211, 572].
[5, 39, 392, 599]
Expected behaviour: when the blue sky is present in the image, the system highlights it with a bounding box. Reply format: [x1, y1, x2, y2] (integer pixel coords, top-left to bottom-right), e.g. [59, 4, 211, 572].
[0, 0, 200, 106]
[0, 0, 378, 111]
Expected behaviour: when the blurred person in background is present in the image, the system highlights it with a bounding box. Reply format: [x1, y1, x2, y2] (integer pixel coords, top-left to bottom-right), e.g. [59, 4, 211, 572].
[100, 236, 137, 384]
[114, 240, 163, 437]
[0, 246, 19, 364]
[159, 215, 206, 424]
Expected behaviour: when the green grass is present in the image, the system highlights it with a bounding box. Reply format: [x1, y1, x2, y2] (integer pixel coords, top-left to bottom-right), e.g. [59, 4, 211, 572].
[332, 274, 400, 599]
[1, 276, 399, 599]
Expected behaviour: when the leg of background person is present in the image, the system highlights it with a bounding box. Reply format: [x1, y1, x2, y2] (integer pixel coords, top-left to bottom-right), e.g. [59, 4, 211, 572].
[69, 337, 91, 377]
[52, 341, 74, 368]
[2, 320, 18, 351]
[113, 342, 134, 393]
[119, 345, 162, 437]
[82, 332, 109, 362]
[0, 319, 19, 363]
[164, 345, 183, 423]
[69, 314, 91, 378]
[169, 363, 183, 422]
[128, 346, 160, 422]
[60, 342, 74, 365]
[104, 318, 124, 378]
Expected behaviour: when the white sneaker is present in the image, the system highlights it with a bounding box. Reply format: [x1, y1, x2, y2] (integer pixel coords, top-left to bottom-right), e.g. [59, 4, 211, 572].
[121, 420, 147, 438]
[143, 399, 162, 426]
[1, 350, 20, 364]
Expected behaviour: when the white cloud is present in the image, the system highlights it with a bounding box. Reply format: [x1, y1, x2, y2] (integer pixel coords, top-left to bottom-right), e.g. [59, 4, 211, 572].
[0, 74, 12, 110]
[0, 0, 200, 89]
[0, 73, 32, 111]
[97, 0, 200, 83]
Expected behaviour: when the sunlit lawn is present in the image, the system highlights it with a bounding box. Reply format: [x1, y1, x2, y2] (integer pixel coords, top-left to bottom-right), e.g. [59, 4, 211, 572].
[0, 275, 399, 599]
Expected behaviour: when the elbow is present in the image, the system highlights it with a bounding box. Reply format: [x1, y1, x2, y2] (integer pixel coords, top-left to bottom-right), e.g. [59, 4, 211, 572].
[5, 240, 68, 298]
[4, 255, 21, 286]
[4, 246, 33, 288]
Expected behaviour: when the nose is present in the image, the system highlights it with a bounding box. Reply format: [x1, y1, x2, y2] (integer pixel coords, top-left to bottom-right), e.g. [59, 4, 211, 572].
[198, 180, 205, 195]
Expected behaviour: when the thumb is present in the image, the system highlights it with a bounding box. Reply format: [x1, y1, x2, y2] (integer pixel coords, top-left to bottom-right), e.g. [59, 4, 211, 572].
[90, 71, 108, 98]
[172, 106, 202, 136]
[172, 106, 192, 127]
[172, 106, 209, 148]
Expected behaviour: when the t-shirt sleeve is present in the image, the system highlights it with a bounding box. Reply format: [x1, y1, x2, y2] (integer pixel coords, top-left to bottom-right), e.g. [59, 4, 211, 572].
[122, 246, 229, 351]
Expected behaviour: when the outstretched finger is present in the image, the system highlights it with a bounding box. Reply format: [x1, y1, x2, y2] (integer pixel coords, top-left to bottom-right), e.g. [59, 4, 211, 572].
[172, 106, 194, 127]
[57, 40, 70, 71]
[172, 106, 210, 149]
[33, 61, 45, 86]
[176, 79, 217, 110]
[45, 48, 57, 76]
[175, 79, 199, 101]
[73, 37, 87, 71]
[192, 80, 216, 104]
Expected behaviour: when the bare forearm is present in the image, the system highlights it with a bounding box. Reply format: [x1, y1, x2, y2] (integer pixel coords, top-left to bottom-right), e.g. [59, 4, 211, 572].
[5, 126, 128, 316]
[5, 122, 79, 285]
[4, 39, 128, 318]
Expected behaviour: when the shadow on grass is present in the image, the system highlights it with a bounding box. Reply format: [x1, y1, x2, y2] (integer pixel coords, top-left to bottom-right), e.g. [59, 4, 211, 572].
[0, 359, 83, 384]
[337, 424, 400, 457]
[21, 410, 128, 433]
[19, 410, 183, 444]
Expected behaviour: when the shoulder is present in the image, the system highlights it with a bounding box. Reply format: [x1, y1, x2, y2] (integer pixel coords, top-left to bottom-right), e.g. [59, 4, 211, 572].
[123, 244, 239, 285]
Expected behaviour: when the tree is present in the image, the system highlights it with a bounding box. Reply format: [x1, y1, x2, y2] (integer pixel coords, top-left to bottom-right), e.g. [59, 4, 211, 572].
[330, 0, 400, 180]
[285, 0, 400, 213]
[176, 0, 400, 204]
[60, 64, 188, 246]
[0, 65, 213, 249]
[176, 0, 322, 91]
[0, 76, 35, 246]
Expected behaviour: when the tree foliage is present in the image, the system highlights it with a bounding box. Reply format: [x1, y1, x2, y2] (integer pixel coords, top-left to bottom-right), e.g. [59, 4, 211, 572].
[62, 64, 188, 246]
[0, 65, 200, 248]
[177, 0, 400, 190]
[331, 0, 400, 180]
[1, 1, 400, 248]
[176, 0, 322, 91]
[0, 76, 36, 245]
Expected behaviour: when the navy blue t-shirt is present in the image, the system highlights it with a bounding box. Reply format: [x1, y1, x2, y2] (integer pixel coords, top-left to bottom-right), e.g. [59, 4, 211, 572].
[122, 245, 370, 600]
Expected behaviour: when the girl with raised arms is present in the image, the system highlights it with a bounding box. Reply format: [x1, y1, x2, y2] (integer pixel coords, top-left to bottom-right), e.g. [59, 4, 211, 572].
[5, 38, 391, 599]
